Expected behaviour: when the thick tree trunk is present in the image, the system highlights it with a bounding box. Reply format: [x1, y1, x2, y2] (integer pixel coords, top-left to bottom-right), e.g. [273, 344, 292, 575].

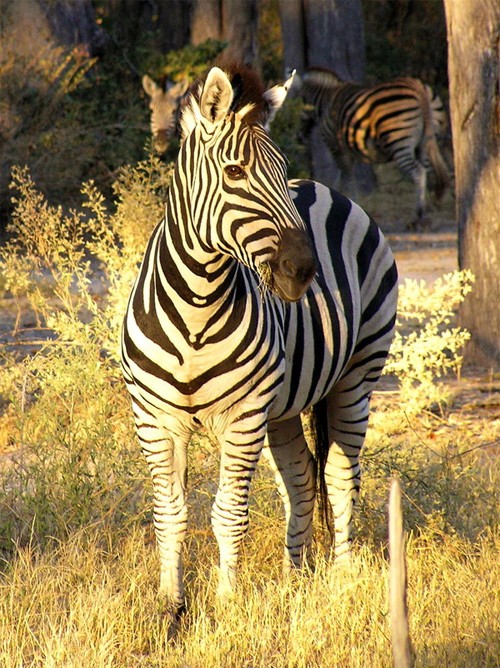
[0, 0, 106, 59]
[278, 0, 374, 191]
[191, 0, 223, 44]
[191, 0, 259, 69]
[39, 0, 107, 56]
[222, 0, 259, 68]
[444, 0, 500, 366]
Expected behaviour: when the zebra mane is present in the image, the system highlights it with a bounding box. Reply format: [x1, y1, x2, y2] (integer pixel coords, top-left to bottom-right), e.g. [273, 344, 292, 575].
[179, 63, 268, 140]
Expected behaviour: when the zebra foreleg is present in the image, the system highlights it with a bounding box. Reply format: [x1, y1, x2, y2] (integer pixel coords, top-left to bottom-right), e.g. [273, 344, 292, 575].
[137, 417, 189, 614]
[265, 415, 316, 574]
[211, 419, 268, 601]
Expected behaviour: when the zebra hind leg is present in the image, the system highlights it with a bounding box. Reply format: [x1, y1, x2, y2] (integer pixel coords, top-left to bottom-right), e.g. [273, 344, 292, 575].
[323, 380, 374, 565]
[264, 415, 316, 574]
[400, 159, 431, 231]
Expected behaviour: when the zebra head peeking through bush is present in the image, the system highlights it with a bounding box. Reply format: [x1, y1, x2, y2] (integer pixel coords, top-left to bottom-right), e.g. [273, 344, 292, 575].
[300, 67, 449, 230]
[121, 63, 398, 617]
[142, 74, 190, 154]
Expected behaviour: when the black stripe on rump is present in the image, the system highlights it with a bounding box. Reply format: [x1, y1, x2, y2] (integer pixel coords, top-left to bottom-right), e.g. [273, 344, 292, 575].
[324, 191, 355, 362]
[359, 263, 398, 328]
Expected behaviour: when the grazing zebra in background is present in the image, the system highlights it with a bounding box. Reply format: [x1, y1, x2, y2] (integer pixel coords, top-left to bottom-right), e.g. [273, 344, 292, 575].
[121, 63, 398, 615]
[142, 74, 190, 154]
[300, 67, 449, 229]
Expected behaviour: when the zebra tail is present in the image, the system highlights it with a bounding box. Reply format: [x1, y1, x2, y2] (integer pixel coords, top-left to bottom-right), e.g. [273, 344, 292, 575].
[389, 478, 414, 668]
[427, 134, 449, 202]
[308, 398, 333, 536]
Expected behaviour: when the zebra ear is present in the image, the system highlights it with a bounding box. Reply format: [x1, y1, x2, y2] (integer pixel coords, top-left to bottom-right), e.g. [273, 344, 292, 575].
[169, 79, 190, 100]
[142, 75, 160, 98]
[262, 69, 296, 129]
[199, 67, 234, 123]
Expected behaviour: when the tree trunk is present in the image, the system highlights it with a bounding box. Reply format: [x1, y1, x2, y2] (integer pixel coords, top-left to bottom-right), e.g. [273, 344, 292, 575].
[191, 0, 259, 69]
[39, 0, 107, 56]
[191, 0, 223, 44]
[444, 0, 500, 367]
[278, 0, 374, 191]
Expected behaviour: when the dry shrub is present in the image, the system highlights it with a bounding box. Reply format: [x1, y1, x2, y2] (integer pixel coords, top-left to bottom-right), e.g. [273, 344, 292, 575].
[0, 158, 171, 553]
[385, 270, 474, 414]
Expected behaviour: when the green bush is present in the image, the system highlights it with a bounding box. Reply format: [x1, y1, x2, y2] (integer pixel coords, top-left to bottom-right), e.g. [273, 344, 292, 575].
[384, 271, 474, 415]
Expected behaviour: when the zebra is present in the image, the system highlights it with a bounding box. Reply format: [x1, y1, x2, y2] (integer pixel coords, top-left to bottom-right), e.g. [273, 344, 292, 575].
[121, 63, 398, 615]
[300, 67, 449, 229]
[142, 74, 190, 154]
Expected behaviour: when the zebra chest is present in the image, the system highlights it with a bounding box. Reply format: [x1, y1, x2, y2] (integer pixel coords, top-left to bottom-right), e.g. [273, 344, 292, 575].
[269, 287, 353, 420]
[127, 298, 287, 415]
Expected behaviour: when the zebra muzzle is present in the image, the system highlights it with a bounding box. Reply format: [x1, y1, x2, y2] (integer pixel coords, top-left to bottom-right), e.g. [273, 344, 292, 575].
[153, 129, 171, 154]
[268, 228, 316, 302]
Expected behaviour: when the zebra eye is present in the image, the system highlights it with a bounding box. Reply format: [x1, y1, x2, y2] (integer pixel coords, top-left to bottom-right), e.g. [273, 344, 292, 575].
[224, 164, 246, 180]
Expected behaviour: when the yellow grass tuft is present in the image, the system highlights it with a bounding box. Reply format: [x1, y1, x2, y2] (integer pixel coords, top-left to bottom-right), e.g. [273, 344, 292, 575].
[0, 521, 498, 667]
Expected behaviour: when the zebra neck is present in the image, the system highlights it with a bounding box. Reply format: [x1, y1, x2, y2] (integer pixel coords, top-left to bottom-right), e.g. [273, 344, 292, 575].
[154, 209, 248, 326]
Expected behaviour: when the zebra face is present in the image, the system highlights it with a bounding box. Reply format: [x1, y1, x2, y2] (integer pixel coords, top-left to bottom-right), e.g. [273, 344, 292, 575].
[142, 75, 189, 154]
[178, 66, 317, 302]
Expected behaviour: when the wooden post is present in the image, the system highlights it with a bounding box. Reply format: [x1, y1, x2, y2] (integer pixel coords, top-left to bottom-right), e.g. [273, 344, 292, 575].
[389, 478, 413, 668]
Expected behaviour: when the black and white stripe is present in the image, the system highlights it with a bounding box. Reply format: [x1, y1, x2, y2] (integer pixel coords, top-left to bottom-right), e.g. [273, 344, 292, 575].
[301, 67, 449, 227]
[122, 64, 398, 613]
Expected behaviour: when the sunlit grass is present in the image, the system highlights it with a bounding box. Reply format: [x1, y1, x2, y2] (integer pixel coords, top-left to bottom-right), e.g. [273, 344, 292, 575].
[1, 393, 498, 667]
[1, 485, 498, 667]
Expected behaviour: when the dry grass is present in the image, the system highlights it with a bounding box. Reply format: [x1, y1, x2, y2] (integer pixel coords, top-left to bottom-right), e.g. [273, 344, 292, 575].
[0, 381, 498, 667]
[0, 500, 498, 668]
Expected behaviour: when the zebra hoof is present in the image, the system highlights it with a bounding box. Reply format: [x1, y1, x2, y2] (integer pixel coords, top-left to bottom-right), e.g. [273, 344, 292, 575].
[174, 602, 187, 621]
[162, 604, 187, 642]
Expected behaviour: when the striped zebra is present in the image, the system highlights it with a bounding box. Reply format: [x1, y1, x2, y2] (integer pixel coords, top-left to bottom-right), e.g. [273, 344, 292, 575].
[121, 64, 398, 615]
[301, 67, 449, 229]
[142, 74, 190, 154]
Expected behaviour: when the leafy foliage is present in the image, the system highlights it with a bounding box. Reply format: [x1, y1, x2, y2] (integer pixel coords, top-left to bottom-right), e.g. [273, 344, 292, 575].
[269, 97, 311, 180]
[362, 0, 448, 92]
[385, 271, 474, 414]
[159, 39, 228, 82]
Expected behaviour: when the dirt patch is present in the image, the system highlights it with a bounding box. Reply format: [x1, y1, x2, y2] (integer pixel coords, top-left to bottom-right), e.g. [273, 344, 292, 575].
[389, 232, 457, 283]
